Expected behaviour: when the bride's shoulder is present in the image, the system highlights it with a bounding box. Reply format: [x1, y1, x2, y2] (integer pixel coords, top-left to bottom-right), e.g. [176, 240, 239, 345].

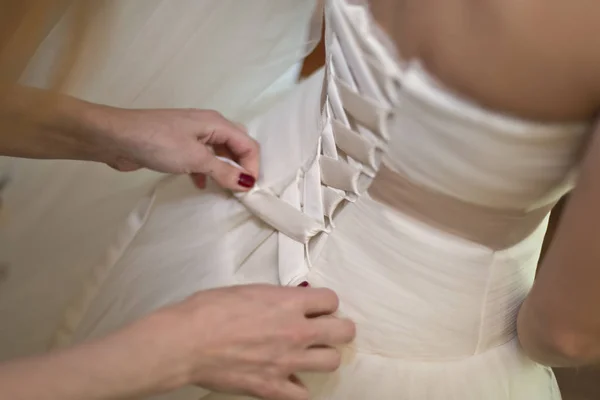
[370, 0, 600, 122]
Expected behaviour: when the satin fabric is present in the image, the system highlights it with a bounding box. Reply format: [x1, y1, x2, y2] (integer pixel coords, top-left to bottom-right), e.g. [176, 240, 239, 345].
[0, 1, 592, 399]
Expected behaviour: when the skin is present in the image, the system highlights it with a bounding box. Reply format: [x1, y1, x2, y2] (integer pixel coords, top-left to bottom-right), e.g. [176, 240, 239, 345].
[0, 86, 259, 191]
[370, 0, 600, 366]
[0, 87, 356, 400]
[0, 285, 355, 400]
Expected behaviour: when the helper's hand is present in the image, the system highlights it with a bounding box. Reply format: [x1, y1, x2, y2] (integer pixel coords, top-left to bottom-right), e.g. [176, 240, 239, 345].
[101, 108, 259, 191]
[0, 87, 260, 191]
[125, 284, 355, 400]
[0, 284, 353, 400]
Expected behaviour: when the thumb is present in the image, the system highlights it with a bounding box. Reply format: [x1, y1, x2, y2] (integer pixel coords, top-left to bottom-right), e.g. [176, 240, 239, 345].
[204, 155, 256, 191]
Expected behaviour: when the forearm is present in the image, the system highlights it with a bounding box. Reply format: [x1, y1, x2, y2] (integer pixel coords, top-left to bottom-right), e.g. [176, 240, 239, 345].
[0, 319, 180, 400]
[0, 85, 115, 162]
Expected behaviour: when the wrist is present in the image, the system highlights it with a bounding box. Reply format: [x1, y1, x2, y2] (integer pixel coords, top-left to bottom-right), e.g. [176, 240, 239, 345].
[74, 100, 149, 169]
[0, 85, 123, 163]
[0, 340, 157, 400]
[69, 98, 125, 164]
[96, 312, 193, 396]
[39, 91, 122, 164]
[54, 320, 185, 400]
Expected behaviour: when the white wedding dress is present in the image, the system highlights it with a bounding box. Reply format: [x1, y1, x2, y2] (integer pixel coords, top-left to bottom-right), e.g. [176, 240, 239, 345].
[0, 1, 593, 399]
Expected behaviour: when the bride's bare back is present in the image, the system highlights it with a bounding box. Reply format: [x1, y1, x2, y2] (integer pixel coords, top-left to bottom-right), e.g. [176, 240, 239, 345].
[371, 0, 600, 121]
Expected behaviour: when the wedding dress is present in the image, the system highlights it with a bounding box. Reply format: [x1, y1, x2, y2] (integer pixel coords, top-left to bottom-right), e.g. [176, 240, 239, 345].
[0, 0, 320, 360]
[0, 0, 592, 399]
[34, 0, 591, 399]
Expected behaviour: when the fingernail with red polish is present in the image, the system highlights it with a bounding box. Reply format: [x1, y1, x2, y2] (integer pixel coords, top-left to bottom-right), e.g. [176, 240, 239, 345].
[298, 281, 310, 287]
[191, 174, 206, 189]
[238, 173, 255, 188]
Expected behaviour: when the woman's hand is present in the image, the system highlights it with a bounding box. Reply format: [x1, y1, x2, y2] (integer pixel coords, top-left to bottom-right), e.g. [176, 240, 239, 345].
[136, 284, 355, 399]
[0, 285, 355, 400]
[96, 107, 259, 191]
[0, 87, 260, 191]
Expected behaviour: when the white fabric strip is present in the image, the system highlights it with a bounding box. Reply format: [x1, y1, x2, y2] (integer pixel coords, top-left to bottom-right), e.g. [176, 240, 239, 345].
[235, 187, 327, 244]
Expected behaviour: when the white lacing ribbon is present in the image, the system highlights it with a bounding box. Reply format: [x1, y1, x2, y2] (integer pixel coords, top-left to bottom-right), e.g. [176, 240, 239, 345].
[233, 0, 401, 286]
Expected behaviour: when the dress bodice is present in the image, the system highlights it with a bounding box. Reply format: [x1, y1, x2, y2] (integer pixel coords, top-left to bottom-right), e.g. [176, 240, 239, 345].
[302, 0, 593, 363]
[367, 61, 590, 250]
[228, 0, 594, 360]
[222, 0, 593, 284]
[384, 62, 589, 211]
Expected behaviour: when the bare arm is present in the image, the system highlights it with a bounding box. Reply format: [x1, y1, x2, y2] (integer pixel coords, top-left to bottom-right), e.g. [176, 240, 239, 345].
[0, 318, 180, 400]
[515, 1, 600, 364]
[515, 0, 600, 367]
[0, 86, 107, 161]
[0, 285, 353, 400]
[0, 85, 260, 190]
[518, 121, 600, 367]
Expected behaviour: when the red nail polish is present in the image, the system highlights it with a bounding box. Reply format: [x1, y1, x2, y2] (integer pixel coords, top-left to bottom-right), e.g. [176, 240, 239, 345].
[238, 173, 255, 188]
[298, 281, 310, 287]
[191, 174, 206, 189]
